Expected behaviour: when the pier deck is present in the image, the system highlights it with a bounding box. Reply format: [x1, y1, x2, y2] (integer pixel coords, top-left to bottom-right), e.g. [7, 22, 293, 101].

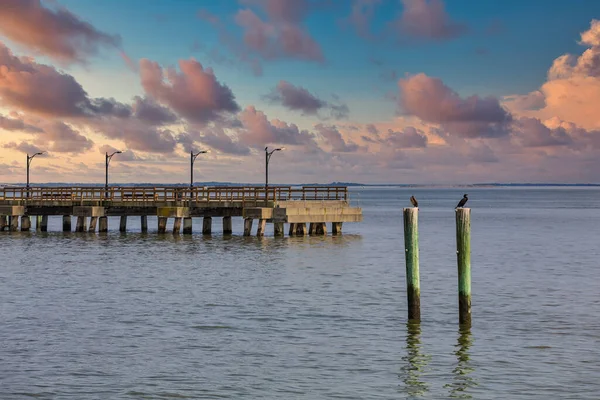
[0, 186, 362, 235]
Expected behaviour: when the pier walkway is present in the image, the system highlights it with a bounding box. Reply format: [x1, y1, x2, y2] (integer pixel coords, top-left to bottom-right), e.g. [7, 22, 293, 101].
[0, 186, 362, 236]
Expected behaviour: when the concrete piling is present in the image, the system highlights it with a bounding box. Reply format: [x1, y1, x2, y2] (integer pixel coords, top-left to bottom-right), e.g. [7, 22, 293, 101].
[289, 223, 297, 236]
[243, 218, 253, 236]
[63, 215, 71, 232]
[36, 215, 43, 231]
[141, 216, 148, 233]
[456, 208, 471, 326]
[99, 216, 108, 233]
[10, 216, 19, 231]
[315, 222, 327, 235]
[0, 215, 6, 231]
[332, 222, 343, 235]
[202, 217, 212, 235]
[223, 216, 232, 235]
[309, 223, 316, 235]
[119, 216, 127, 233]
[21, 216, 31, 231]
[89, 216, 98, 232]
[274, 222, 284, 236]
[158, 217, 168, 233]
[173, 217, 182, 234]
[403, 207, 421, 322]
[40, 215, 48, 232]
[256, 219, 266, 237]
[296, 223, 307, 236]
[75, 216, 87, 232]
[183, 217, 192, 234]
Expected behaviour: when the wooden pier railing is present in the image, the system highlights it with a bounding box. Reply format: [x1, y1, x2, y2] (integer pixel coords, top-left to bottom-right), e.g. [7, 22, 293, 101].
[0, 186, 349, 203]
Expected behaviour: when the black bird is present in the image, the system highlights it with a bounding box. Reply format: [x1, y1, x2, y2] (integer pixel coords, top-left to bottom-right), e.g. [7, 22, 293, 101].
[410, 195, 418, 208]
[456, 194, 468, 208]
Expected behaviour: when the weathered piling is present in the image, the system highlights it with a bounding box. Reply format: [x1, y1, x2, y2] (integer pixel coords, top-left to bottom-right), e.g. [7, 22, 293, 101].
[274, 222, 284, 236]
[456, 208, 471, 326]
[223, 216, 232, 235]
[36, 215, 43, 231]
[63, 215, 71, 232]
[243, 218, 253, 236]
[10, 216, 19, 231]
[0, 215, 6, 231]
[256, 219, 266, 236]
[202, 217, 212, 235]
[119, 216, 127, 233]
[141, 216, 148, 233]
[309, 223, 316, 235]
[21, 216, 31, 231]
[89, 216, 98, 232]
[75, 216, 87, 232]
[99, 216, 108, 233]
[173, 217, 182, 234]
[316, 222, 327, 235]
[39, 215, 48, 232]
[289, 223, 297, 236]
[296, 223, 307, 236]
[403, 207, 421, 322]
[183, 217, 192, 234]
[157, 217, 167, 233]
[332, 222, 343, 235]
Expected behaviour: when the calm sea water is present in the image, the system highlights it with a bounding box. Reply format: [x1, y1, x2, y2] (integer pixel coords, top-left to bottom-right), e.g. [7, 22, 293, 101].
[1, 187, 600, 399]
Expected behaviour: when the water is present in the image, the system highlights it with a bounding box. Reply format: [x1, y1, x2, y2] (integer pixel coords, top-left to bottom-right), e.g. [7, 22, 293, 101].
[1, 187, 600, 399]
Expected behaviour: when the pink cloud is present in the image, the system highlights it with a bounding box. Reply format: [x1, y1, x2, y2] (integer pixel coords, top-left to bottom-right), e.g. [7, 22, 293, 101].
[0, 113, 42, 132]
[392, 0, 467, 41]
[342, 0, 381, 39]
[314, 123, 359, 152]
[264, 80, 349, 119]
[385, 127, 428, 148]
[238, 105, 316, 147]
[139, 58, 240, 124]
[2, 141, 44, 154]
[131, 96, 178, 125]
[0, 0, 120, 64]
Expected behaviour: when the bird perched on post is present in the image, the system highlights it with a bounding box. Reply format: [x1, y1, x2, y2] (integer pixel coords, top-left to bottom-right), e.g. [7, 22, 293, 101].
[410, 195, 418, 208]
[456, 194, 468, 208]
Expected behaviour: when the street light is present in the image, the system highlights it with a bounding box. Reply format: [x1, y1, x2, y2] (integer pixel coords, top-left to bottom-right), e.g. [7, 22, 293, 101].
[105, 150, 122, 199]
[265, 146, 284, 204]
[190, 149, 210, 190]
[26, 151, 45, 198]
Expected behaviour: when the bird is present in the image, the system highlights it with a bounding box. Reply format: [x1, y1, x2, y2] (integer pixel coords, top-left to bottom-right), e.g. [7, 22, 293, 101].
[410, 195, 418, 208]
[456, 194, 469, 208]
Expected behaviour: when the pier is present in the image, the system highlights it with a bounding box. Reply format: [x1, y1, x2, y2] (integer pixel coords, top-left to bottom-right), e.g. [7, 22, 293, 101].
[0, 186, 362, 236]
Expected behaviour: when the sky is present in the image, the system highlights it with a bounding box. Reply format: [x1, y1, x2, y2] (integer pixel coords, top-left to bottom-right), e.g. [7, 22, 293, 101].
[1, 0, 600, 184]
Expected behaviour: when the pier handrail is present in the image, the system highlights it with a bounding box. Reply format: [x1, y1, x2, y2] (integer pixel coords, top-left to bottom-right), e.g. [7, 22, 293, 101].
[0, 185, 349, 203]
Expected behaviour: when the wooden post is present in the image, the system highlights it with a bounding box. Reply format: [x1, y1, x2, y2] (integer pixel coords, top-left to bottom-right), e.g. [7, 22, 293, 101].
[456, 208, 471, 326]
[63, 215, 71, 232]
[10, 216, 19, 231]
[119, 216, 127, 233]
[202, 217, 212, 235]
[243, 218, 253, 236]
[223, 216, 232, 235]
[158, 217, 168, 233]
[256, 219, 266, 237]
[403, 207, 420, 322]
[183, 217, 192, 234]
[141, 215, 148, 233]
[0, 215, 6, 231]
[173, 217, 182, 234]
[332, 222, 343, 235]
[75, 216, 87, 232]
[89, 217, 98, 232]
[274, 222, 284, 236]
[289, 223, 297, 236]
[98, 216, 108, 233]
[36, 215, 43, 231]
[21, 216, 31, 231]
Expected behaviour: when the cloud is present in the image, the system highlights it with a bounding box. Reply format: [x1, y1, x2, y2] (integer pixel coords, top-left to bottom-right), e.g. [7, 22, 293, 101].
[391, 0, 467, 41]
[139, 58, 240, 124]
[264, 80, 350, 119]
[548, 19, 600, 80]
[0, 113, 42, 132]
[238, 105, 316, 147]
[131, 96, 178, 125]
[2, 141, 44, 154]
[503, 91, 546, 112]
[98, 145, 142, 161]
[398, 73, 512, 138]
[0, 0, 120, 64]
[314, 123, 359, 152]
[512, 118, 573, 148]
[385, 127, 428, 148]
[90, 117, 178, 154]
[191, 125, 251, 155]
[342, 0, 381, 39]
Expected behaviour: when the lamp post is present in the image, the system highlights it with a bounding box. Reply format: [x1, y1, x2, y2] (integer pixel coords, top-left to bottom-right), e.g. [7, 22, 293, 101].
[265, 146, 284, 204]
[190, 150, 210, 190]
[105, 150, 121, 199]
[26, 151, 45, 198]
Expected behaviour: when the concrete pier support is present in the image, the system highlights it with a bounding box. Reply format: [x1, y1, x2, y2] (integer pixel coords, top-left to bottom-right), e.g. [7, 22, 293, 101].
[202, 217, 212, 235]
[21, 216, 31, 231]
[63, 215, 71, 232]
[183, 217, 192, 234]
[36, 215, 43, 231]
[331, 222, 343, 235]
[99, 216, 108, 233]
[119, 216, 127, 233]
[89, 217, 98, 232]
[289, 223, 297, 236]
[158, 217, 168, 233]
[40, 216, 48, 232]
[141, 216, 148, 233]
[243, 218, 253, 236]
[296, 223, 307, 236]
[315, 222, 327, 235]
[0, 215, 6, 231]
[256, 219, 266, 237]
[10, 216, 19, 231]
[223, 216, 232, 235]
[173, 217, 182, 234]
[75, 216, 87, 232]
[274, 222, 284, 237]
[309, 223, 316, 235]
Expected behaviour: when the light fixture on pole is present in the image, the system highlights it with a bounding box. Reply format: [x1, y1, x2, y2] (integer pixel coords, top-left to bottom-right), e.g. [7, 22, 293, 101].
[26, 151, 45, 198]
[190, 149, 210, 190]
[105, 150, 122, 199]
[265, 146, 284, 204]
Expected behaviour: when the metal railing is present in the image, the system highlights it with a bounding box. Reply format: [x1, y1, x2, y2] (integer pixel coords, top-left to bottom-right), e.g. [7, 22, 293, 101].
[0, 186, 349, 204]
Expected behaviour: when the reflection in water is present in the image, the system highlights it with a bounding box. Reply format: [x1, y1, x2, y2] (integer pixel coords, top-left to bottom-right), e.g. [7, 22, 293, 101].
[400, 322, 430, 397]
[446, 326, 477, 399]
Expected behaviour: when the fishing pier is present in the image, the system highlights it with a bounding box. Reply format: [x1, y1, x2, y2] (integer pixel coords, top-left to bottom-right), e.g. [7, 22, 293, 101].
[0, 186, 362, 236]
